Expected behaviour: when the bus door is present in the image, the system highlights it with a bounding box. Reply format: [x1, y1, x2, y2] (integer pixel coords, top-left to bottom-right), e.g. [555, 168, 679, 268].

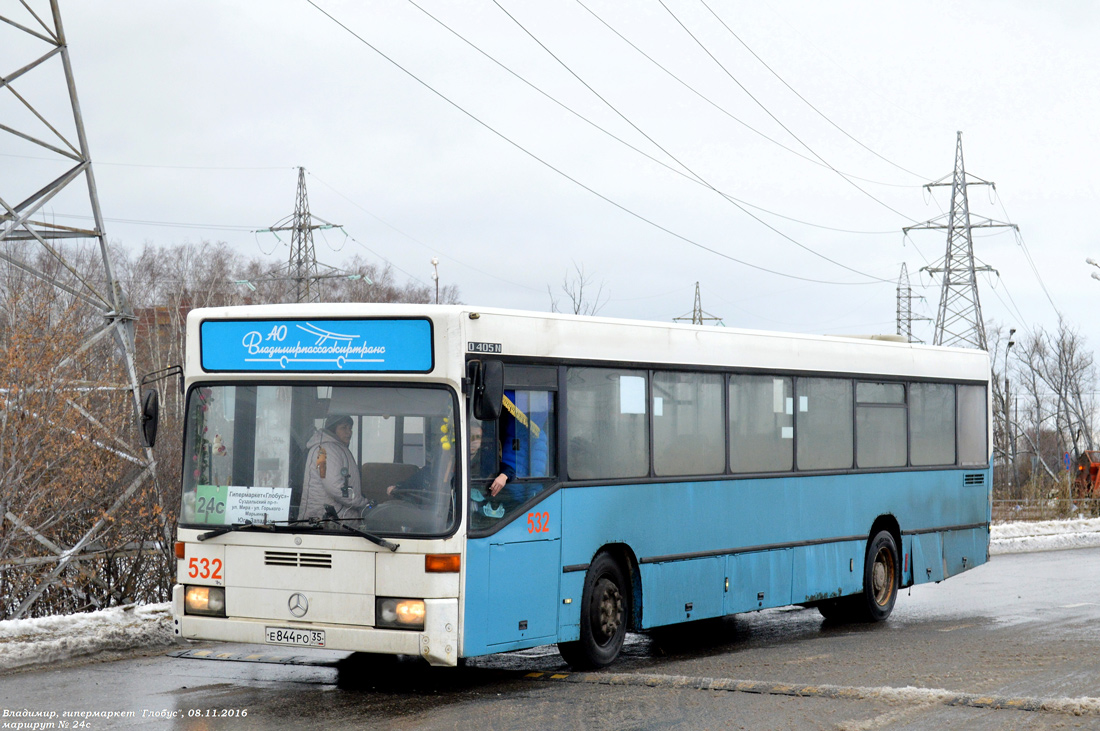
[466, 365, 561, 650]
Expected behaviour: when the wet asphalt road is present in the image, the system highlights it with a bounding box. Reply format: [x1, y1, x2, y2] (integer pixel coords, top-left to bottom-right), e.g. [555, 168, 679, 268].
[2, 547, 1099, 730]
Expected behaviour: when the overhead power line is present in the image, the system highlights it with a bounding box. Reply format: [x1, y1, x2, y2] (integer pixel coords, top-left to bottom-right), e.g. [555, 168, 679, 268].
[1, 152, 291, 171]
[657, 0, 919, 224]
[29, 211, 258, 233]
[306, 171, 543, 293]
[699, 0, 927, 181]
[992, 193, 1060, 317]
[489, 0, 894, 283]
[306, 1, 882, 286]
[409, 0, 897, 237]
[572, 0, 920, 190]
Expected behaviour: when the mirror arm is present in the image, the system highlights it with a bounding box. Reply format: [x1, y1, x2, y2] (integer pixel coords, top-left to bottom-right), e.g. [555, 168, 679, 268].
[141, 364, 184, 394]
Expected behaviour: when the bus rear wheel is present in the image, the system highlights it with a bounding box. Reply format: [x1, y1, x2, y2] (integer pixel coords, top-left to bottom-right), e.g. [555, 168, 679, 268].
[558, 553, 628, 669]
[817, 531, 898, 623]
[855, 530, 899, 622]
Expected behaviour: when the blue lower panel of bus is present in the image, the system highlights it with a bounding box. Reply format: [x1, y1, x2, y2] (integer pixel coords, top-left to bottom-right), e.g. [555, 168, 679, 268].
[791, 541, 865, 604]
[462, 469, 989, 657]
[726, 549, 793, 613]
[641, 557, 725, 627]
[905, 526, 988, 585]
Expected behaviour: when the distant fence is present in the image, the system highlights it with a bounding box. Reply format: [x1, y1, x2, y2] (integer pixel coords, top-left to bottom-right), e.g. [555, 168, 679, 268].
[993, 498, 1100, 522]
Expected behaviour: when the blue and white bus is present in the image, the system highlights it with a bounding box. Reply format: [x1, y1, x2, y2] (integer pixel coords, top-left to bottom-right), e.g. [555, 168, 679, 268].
[167, 304, 991, 668]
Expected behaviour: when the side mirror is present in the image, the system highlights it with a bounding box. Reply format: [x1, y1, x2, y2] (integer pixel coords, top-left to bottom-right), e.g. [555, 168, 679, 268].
[141, 389, 160, 448]
[471, 359, 504, 421]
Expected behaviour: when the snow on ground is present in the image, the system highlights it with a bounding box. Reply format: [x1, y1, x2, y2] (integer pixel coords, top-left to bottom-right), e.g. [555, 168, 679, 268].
[1, 518, 1099, 674]
[0, 602, 175, 673]
[990, 516, 1100, 555]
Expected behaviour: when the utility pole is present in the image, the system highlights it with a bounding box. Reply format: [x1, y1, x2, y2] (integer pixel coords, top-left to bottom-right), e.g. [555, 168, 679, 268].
[256, 167, 342, 303]
[903, 132, 1017, 350]
[431, 257, 439, 304]
[0, 0, 158, 617]
[673, 282, 724, 326]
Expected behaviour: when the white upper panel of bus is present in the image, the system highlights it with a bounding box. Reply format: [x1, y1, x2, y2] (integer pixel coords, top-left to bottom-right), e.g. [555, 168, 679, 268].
[187, 303, 989, 383]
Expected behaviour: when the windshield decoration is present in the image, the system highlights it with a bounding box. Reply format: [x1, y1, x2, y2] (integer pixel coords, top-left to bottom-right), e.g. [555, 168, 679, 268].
[200, 318, 433, 373]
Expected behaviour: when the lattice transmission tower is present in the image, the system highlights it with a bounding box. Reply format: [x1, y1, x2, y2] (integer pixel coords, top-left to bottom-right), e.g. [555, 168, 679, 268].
[902, 132, 1017, 350]
[673, 282, 724, 326]
[256, 167, 346, 303]
[895, 263, 930, 343]
[1, 1, 159, 616]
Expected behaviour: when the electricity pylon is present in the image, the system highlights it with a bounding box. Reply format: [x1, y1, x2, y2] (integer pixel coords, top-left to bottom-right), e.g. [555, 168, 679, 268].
[895, 263, 930, 343]
[902, 132, 1017, 350]
[256, 167, 345, 303]
[673, 282, 724, 326]
[0, 1, 159, 616]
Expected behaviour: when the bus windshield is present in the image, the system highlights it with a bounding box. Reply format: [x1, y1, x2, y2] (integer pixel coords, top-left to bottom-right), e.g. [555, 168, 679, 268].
[179, 384, 459, 536]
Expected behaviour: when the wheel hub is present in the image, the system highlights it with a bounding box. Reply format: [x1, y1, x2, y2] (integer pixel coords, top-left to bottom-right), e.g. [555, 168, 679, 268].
[593, 578, 623, 644]
[871, 547, 895, 606]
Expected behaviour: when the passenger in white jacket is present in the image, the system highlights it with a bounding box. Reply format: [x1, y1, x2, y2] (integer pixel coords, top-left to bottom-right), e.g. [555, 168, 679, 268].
[300, 415, 369, 520]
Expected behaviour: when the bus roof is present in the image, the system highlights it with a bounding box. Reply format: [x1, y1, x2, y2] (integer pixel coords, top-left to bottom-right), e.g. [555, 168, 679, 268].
[188, 303, 990, 382]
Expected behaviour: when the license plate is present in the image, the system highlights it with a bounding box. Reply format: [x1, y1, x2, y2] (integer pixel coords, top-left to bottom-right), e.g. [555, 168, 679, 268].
[265, 626, 326, 647]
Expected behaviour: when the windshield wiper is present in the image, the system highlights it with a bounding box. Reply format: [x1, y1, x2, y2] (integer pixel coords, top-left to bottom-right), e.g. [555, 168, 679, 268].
[198, 521, 276, 541]
[197, 519, 323, 542]
[319, 517, 399, 552]
[197, 516, 397, 552]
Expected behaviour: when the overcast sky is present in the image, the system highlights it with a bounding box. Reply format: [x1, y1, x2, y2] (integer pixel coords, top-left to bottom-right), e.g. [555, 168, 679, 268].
[4, 1, 1097, 345]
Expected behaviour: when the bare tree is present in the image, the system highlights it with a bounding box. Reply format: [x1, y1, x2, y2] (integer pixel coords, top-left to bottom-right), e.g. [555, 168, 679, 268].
[1, 245, 166, 617]
[1012, 318, 1096, 500]
[547, 262, 608, 316]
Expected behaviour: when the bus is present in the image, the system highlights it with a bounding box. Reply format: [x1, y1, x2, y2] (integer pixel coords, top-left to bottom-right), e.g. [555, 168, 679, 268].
[163, 303, 991, 669]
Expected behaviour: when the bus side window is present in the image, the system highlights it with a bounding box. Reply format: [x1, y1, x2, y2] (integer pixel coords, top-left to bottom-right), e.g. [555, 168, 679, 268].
[471, 382, 557, 528]
[566, 367, 648, 480]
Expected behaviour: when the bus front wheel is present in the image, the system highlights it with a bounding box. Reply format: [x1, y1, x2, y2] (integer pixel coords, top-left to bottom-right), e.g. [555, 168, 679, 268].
[558, 553, 628, 669]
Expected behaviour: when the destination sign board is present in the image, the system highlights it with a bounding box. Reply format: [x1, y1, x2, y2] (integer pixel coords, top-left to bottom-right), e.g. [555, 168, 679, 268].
[200, 318, 433, 373]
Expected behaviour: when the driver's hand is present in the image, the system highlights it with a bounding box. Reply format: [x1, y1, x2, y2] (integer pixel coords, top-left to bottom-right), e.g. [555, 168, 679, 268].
[489, 473, 508, 497]
[386, 485, 396, 495]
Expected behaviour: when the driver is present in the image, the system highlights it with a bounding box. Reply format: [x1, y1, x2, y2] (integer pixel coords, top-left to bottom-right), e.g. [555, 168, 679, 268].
[300, 414, 370, 520]
[384, 418, 466, 506]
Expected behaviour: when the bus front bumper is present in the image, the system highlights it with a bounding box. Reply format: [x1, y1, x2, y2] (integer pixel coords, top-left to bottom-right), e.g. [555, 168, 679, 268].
[172, 585, 459, 666]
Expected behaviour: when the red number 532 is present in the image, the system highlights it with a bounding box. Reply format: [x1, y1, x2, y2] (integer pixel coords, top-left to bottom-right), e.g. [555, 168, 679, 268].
[187, 556, 223, 580]
[526, 511, 550, 533]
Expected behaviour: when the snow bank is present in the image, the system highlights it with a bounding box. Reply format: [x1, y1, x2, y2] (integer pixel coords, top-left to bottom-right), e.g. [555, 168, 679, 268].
[0, 602, 176, 673]
[990, 517, 1100, 555]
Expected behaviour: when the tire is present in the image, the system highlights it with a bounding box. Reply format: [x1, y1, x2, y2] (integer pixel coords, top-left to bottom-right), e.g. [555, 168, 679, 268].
[558, 553, 628, 669]
[816, 530, 899, 623]
[853, 530, 899, 622]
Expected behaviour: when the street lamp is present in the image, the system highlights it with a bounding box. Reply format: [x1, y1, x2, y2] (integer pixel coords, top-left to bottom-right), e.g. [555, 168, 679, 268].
[1087, 258, 1100, 281]
[431, 257, 439, 304]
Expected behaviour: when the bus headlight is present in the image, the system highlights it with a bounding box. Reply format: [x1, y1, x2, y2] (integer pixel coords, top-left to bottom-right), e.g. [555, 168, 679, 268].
[184, 585, 226, 617]
[375, 597, 425, 630]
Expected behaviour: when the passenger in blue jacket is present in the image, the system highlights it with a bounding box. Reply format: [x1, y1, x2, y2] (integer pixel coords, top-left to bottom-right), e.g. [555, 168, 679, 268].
[489, 390, 550, 506]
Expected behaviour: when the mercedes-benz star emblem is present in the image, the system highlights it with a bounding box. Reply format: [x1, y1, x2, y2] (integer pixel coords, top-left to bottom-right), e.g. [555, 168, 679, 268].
[288, 592, 309, 618]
